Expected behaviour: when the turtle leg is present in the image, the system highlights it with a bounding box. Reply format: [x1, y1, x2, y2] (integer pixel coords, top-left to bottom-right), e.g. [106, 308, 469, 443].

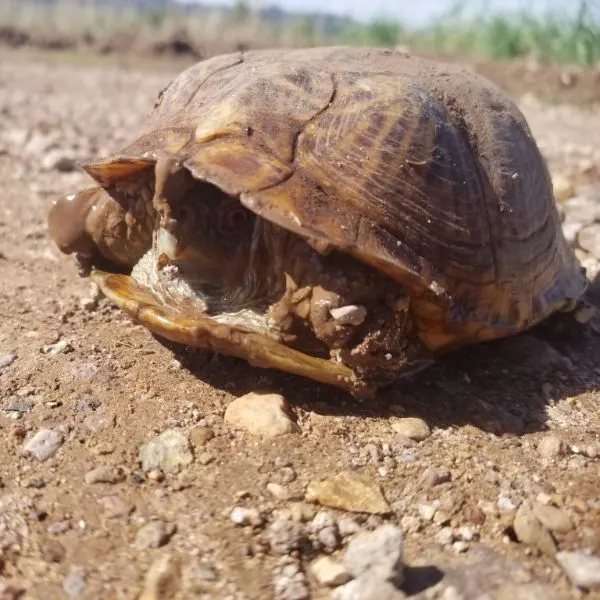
[91, 270, 374, 398]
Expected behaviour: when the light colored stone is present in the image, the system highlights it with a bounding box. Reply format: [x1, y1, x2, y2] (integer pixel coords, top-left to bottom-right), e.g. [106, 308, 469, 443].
[418, 501, 439, 521]
[533, 503, 573, 533]
[0, 353, 17, 370]
[330, 305, 367, 326]
[538, 435, 565, 459]
[556, 551, 600, 589]
[63, 570, 86, 598]
[306, 471, 390, 514]
[333, 576, 406, 600]
[139, 554, 181, 600]
[390, 418, 431, 441]
[224, 393, 300, 438]
[513, 503, 557, 557]
[229, 507, 251, 526]
[578, 224, 600, 260]
[189, 427, 214, 448]
[310, 556, 351, 587]
[420, 466, 451, 488]
[134, 521, 176, 551]
[139, 430, 193, 474]
[23, 429, 63, 461]
[563, 193, 600, 225]
[83, 412, 115, 434]
[343, 524, 404, 582]
[84, 465, 125, 485]
[552, 173, 575, 203]
[268, 519, 305, 555]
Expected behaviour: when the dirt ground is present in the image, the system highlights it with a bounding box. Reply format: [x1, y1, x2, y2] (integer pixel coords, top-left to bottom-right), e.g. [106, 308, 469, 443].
[0, 49, 599, 600]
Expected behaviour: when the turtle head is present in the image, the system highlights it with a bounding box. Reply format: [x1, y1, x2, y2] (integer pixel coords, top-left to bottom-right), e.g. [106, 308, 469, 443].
[147, 161, 262, 305]
[48, 185, 153, 271]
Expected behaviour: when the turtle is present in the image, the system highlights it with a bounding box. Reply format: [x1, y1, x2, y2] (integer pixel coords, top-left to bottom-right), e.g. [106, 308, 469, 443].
[47, 46, 587, 398]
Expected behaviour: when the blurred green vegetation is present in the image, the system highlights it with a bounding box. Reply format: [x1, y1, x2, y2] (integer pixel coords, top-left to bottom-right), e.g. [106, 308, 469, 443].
[0, 0, 599, 66]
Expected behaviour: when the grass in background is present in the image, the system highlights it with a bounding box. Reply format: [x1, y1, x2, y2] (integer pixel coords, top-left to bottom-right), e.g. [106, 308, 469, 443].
[0, 0, 599, 67]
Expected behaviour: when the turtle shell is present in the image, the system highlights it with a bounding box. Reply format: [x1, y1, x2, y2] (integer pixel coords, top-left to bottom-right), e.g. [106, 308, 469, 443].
[82, 46, 586, 352]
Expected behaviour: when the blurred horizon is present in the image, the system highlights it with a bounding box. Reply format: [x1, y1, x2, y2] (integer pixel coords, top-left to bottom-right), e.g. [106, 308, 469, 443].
[2, 0, 599, 67]
[176, 0, 599, 25]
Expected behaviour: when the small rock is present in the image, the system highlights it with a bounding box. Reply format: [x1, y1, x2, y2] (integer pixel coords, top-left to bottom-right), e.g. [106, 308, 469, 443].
[0, 353, 17, 370]
[436, 527, 454, 546]
[70, 362, 99, 381]
[273, 566, 310, 600]
[83, 412, 115, 434]
[190, 427, 214, 448]
[330, 305, 367, 325]
[418, 501, 439, 522]
[99, 495, 135, 518]
[63, 570, 86, 598]
[578, 224, 600, 260]
[310, 556, 352, 587]
[513, 503, 557, 557]
[458, 525, 476, 541]
[497, 494, 518, 513]
[400, 515, 421, 534]
[343, 524, 404, 582]
[41, 539, 66, 563]
[420, 466, 451, 488]
[333, 576, 407, 600]
[134, 521, 177, 551]
[268, 519, 306, 555]
[41, 339, 72, 356]
[317, 526, 340, 552]
[84, 465, 125, 485]
[306, 471, 390, 514]
[337, 517, 361, 537]
[279, 466, 297, 484]
[48, 520, 71, 535]
[76, 397, 100, 412]
[533, 503, 573, 533]
[23, 428, 63, 461]
[6, 401, 34, 414]
[391, 418, 431, 441]
[139, 554, 181, 600]
[267, 482, 290, 501]
[556, 551, 600, 589]
[224, 393, 300, 438]
[197, 452, 214, 465]
[552, 173, 575, 203]
[230, 506, 252, 526]
[140, 430, 194, 474]
[538, 435, 565, 459]
[94, 442, 116, 455]
[585, 442, 600, 458]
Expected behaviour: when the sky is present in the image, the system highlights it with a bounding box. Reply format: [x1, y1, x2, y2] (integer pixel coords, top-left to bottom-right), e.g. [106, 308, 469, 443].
[177, 0, 594, 25]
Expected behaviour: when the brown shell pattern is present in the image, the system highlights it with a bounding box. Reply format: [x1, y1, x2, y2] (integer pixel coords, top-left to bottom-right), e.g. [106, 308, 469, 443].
[84, 46, 586, 351]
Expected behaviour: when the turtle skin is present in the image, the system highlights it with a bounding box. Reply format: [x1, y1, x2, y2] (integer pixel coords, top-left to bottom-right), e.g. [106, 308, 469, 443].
[47, 46, 587, 396]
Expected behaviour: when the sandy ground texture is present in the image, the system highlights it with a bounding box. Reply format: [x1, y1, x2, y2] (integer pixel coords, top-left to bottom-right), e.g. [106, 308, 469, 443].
[0, 50, 599, 600]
